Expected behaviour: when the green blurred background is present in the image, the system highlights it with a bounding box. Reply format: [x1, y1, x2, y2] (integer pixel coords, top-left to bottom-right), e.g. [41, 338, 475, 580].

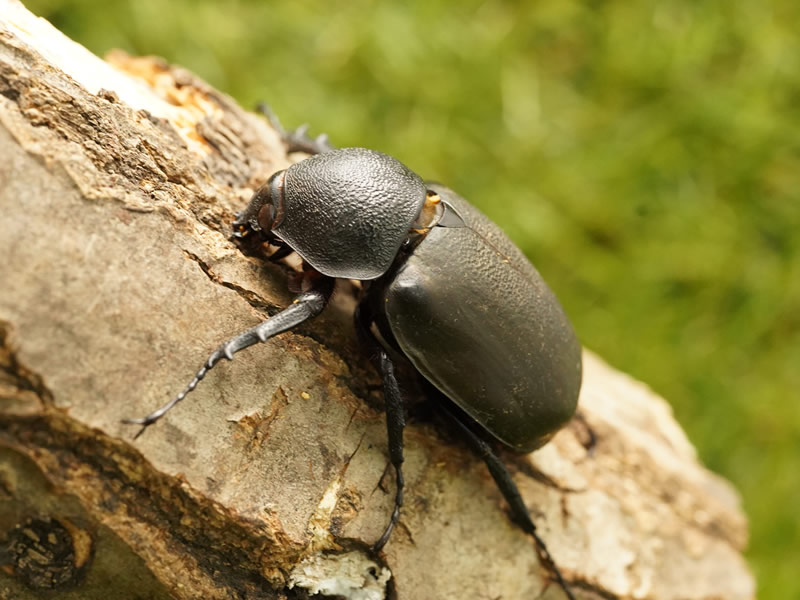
[23, 0, 798, 597]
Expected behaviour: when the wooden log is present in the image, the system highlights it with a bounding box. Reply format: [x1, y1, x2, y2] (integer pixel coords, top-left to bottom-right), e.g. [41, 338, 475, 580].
[0, 2, 755, 598]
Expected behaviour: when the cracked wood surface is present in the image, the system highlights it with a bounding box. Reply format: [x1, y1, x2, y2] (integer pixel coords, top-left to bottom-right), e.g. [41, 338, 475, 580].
[0, 2, 755, 599]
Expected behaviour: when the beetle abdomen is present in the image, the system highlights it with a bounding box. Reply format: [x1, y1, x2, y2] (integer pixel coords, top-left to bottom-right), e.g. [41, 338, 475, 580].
[383, 184, 582, 452]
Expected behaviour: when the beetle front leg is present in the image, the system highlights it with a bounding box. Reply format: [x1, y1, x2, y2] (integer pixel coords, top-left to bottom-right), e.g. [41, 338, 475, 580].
[122, 276, 335, 439]
[256, 103, 336, 155]
[438, 402, 577, 600]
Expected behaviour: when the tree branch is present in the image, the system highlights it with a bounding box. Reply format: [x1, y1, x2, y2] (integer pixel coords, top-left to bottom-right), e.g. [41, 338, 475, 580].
[0, 2, 754, 598]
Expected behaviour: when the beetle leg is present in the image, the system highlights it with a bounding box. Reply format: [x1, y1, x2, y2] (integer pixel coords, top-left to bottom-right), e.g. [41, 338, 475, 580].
[354, 305, 406, 552]
[439, 403, 577, 600]
[572, 409, 598, 456]
[267, 242, 295, 262]
[371, 351, 406, 552]
[122, 276, 335, 439]
[255, 103, 336, 155]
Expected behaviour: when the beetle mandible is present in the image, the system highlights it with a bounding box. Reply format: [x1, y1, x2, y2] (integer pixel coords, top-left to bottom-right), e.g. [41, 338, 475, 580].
[124, 109, 582, 599]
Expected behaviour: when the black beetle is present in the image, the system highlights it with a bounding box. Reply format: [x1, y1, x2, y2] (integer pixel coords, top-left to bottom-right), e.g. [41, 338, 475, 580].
[124, 111, 582, 599]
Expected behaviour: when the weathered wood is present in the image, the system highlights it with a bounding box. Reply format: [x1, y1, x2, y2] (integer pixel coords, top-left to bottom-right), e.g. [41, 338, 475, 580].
[0, 2, 754, 598]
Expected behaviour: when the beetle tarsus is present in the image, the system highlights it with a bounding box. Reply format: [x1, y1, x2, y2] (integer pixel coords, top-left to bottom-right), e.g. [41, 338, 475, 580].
[122, 277, 334, 437]
[256, 102, 336, 155]
[440, 402, 577, 600]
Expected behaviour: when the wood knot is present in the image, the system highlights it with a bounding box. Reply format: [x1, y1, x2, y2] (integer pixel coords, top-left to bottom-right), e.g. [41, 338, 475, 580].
[1, 516, 93, 589]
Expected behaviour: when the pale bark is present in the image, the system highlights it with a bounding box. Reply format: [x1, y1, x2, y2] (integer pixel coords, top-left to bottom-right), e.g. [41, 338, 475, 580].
[0, 2, 754, 599]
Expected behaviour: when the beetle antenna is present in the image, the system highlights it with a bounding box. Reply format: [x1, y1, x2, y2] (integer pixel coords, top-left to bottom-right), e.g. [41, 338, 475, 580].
[122, 278, 334, 439]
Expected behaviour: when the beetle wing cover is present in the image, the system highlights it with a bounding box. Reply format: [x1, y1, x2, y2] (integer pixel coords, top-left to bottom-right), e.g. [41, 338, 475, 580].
[384, 184, 582, 452]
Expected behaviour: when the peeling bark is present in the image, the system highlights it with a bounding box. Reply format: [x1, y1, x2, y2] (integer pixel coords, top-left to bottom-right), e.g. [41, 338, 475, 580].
[0, 2, 754, 599]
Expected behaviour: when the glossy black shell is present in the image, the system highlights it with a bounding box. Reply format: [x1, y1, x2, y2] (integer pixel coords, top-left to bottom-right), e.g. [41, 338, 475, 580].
[379, 183, 582, 452]
[273, 148, 427, 280]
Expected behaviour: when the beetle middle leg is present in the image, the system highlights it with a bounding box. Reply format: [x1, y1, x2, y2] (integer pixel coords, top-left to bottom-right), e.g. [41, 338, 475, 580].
[122, 274, 335, 439]
[371, 351, 407, 552]
[355, 304, 406, 552]
[437, 399, 577, 600]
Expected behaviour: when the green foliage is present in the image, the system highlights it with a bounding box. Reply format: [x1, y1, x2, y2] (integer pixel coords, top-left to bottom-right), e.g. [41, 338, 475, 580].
[25, 0, 799, 596]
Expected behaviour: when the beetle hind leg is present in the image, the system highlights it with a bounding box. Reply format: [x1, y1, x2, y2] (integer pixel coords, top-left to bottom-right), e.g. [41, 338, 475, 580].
[439, 402, 577, 600]
[122, 276, 334, 439]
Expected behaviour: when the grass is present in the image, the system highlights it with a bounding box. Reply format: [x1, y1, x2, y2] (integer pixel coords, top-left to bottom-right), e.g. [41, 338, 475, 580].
[23, 0, 800, 597]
